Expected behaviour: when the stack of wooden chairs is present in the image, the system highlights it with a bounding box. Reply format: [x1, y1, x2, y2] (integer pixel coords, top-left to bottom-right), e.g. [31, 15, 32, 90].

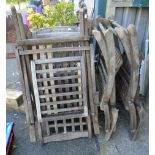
[11, 5, 144, 143]
[11, 6, 100, 143]
[93, 16, 144, 140]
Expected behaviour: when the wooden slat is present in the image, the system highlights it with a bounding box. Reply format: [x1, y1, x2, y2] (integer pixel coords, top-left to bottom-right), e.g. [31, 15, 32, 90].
[37, 75, 81, 82]
[16, 36, 90, 45]
[15, 49, 37, 142]
[13, 9, 36, 141]
[54, 120, 58, 134]
[49, 122, 86, 128]
[35, 66, 81, 74]
[35, 32, 81, 38]
[31, 61, 42, 122]
[43, 132, 88, 143]
[19, 46, 90, 55]
[84, 9, 88, 37]
[80, 56, 88, 116]
[39, 45, 51, 117]
[90, 44, 100, 134]
[39, 91, 82, 98]
[69, 42, 78, 107]
[79, 9, 84, 36]
[71, 118, 75, 132]
[93, 30, 109, 69]
[34, 56, 82, 64]
[38, 83, 82, 90]
[40, 98, 83, 106]
[46, 44, 57, 112]
[80, 117, 83, 132]
[42, 113, 87, 122]
[41, 107, 84, 114]
[10, 6, 21, 40]
[85, 42, 99, 135]
[103, 28, 115, 102]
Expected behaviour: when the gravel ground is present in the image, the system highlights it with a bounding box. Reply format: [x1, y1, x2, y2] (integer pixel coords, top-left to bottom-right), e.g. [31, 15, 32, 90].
[6, 108, 149, 155]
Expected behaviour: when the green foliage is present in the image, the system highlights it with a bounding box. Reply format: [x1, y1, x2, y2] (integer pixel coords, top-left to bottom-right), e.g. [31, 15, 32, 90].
[28, 13, 46, 28]
[27, 0, 77, 29]
[6, 0, 28, 5]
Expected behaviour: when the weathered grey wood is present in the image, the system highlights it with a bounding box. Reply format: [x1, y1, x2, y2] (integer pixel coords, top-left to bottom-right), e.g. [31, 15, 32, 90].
[77, 44, 82, 107]
[21, 55, 36, 142]
[10, 6, 21, 40]
[103, 104, 111, 132]
[35, 32, 81, 38]
[37, 75, 81, 82]
[85, 43, 99, 135]
[39, 91, 82, 98]
[16, 13, 26, 39]
[42, 113, 87, 121]
[83, 9, 88, 37]
[43, 132, 88, 143]
[15, 49, 36, 142]
[39, 45, 51, 135]
[13, 8, 93, 142]
[17, 12, 36, 139]
[33, 26, 78, 34]
[87, 115, 92, 138]
[80, 56, 88, 116]
[35, 66, 81, 74]
[99, 58, 107, 82]
[79, 9, 84, 36]
[16, 36, 89, 46]
[48, 122, 86, 128]
[80, 117, 83, 132]
[90, 44, 100, 134]
[127, 24, 140, 101]
[105, 108, 118, 141]
[31, 61, 42, 122]
[40, 99, 83, 106]
[98, 65, 106, 86]
[110, 84, 116, 106]
[115, 26, 137, 107]
[92, 30, 109, 69]
[37, 122, 43, 143]
[41, 107, 84, 115]
[34, 56, 82, 64]
[39, 45, 51, 117]
[71, 118, 75, 132]
[54, 120, 58, 134]
[11, 5, 36, 141]
[115, 25, 138, 138]
[21, 59, 34, 121]
[19, 46, 90, 55]
[38, 83, 82, 90]
[66, 42, 74, 106]
[100, 29, 115, 110]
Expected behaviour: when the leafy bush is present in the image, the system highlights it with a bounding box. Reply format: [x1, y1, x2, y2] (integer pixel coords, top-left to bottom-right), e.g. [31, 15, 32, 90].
[27, 0, 77, 29]
[7, 0, 28, 4]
